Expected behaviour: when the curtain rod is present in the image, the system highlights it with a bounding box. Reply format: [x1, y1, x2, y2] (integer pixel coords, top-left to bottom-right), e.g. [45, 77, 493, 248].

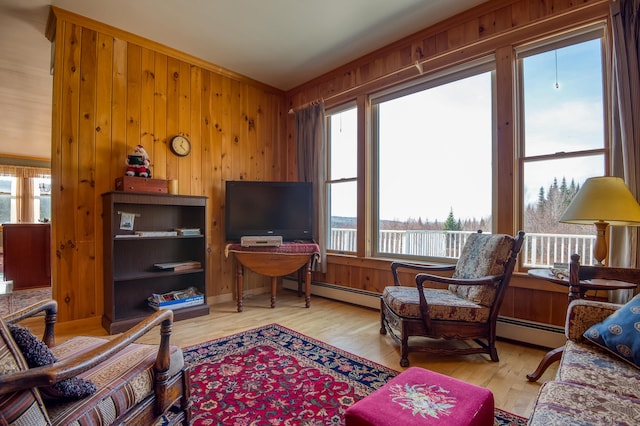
[288, 98, 325, 114]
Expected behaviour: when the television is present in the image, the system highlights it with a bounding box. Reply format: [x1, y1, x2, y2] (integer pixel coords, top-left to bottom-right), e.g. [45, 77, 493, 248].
[225, 180, 315, 242]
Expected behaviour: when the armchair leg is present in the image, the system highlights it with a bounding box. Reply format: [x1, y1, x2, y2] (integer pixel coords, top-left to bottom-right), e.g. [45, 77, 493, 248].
[400, 322, 410, 367]
[489, 346, 499, 362]
[379, 298, 388, 335]
[180, 367, 192, 425]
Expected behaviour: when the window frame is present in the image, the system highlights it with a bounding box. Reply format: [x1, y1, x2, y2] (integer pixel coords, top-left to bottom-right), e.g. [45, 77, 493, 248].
[325, 101, 359, 254]
[369, 58, 497, 262]
[515, 24, 609, 268]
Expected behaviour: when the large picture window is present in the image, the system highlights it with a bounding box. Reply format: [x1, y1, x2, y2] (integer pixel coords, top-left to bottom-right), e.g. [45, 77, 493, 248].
[517, 27, 606, 267]
[371, 63, 495, 261]
[321, 24, 610, 269]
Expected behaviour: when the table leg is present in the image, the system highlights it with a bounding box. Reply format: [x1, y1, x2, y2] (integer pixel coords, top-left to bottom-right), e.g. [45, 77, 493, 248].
[568, 284, 581, 302]
[271, 277, 277, 308]
[236, 263, 244, 312]
[297, 267, 303, 297]
[526, 345, 564, 382]
[304, 259, 311, 308]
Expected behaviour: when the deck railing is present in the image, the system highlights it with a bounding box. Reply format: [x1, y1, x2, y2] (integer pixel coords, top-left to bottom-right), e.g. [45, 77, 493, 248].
[330, 228, 596, 267]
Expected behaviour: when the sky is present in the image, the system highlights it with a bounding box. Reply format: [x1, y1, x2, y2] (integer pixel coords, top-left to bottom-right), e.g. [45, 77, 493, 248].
[329, 36, 605, 224]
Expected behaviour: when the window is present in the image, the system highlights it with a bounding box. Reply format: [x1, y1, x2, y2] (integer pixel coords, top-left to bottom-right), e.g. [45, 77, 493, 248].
[0, 167, 51, 224]
[518, 28, 606, 267]
[371, 63, 495, 260]
[0, 176, 17, 224]
[326, 105, 358, 252]
[33, 177, 51, 222]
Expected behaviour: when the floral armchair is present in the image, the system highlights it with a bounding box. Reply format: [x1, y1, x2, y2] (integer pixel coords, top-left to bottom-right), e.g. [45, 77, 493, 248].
[380, 230, 525, 367]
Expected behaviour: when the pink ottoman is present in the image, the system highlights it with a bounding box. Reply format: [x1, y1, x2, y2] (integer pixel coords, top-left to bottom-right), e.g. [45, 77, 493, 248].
[345, 367, 494, 426]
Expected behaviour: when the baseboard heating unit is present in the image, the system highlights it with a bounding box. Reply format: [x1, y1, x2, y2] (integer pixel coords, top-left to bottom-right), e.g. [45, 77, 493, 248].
[282, 278, 565, 349]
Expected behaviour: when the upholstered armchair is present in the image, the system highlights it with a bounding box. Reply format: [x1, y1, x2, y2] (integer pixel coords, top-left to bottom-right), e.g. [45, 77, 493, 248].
[380, 230, 525, 367]
[0, 299, 190, 425]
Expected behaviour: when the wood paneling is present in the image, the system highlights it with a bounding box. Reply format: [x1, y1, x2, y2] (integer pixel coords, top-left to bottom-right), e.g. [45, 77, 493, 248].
[49, 8, 286, 322]
[286, 0, 610, 328]
[48, 0, 612, 329]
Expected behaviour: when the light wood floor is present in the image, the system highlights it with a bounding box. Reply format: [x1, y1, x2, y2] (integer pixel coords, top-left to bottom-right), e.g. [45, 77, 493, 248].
[47, 289, 558, 419]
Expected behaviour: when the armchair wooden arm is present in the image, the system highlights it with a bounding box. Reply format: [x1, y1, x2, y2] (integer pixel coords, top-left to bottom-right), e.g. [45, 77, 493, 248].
[391, 261, 455, 286]
[2, 299, 58, 347]
[0, 308, 174, 396]
[416, 273, 503, 287]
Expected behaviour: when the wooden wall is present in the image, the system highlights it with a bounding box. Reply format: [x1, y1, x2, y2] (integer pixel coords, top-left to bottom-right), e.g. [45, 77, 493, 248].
[48, 7, 287, 323]
[285, 0, 612, 328]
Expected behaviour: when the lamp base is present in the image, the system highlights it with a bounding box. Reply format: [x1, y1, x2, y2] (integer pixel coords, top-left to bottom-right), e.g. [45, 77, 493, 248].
[593, 221, 608, 266]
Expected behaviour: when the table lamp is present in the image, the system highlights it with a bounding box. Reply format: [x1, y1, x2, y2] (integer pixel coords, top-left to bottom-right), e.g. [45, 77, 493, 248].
[559, 176, 640, 265]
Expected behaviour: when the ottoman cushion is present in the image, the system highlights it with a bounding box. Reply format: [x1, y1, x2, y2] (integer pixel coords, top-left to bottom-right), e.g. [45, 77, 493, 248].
[346, 367, 494, 426]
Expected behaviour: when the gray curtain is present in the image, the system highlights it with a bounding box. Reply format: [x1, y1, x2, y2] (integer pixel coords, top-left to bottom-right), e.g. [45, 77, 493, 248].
[608, 0, 640, 301]
[295, 102, 327, 271]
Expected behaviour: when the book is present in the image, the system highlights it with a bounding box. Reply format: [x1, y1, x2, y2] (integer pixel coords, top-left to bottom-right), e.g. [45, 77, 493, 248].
[153, 260, 201, 271]
[175, 228, 201, 236]
[135, 231, 178, 237]
[147, 287, 204, 310]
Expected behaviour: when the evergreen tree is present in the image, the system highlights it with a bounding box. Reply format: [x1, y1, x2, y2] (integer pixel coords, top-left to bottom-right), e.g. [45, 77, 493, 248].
[443, 208, 461, 231]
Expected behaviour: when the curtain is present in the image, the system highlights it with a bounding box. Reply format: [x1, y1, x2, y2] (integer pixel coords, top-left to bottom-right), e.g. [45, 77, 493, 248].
[0, 165, 51, 223]
[608, 0, 640, 301]
[0, 165, 50, 178]
[295, 102, 327, 271]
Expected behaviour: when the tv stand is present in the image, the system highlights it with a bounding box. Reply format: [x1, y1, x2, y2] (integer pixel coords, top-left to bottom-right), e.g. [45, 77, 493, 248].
[225, 243, 320, 312]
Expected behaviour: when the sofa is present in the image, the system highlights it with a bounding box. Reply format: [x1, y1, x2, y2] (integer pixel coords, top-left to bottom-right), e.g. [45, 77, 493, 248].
[528, 297, 640, 425]
[0, 299, 190, 425]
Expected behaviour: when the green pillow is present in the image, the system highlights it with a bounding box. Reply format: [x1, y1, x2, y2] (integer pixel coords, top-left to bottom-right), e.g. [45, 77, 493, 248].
[583, 294, 640, 368]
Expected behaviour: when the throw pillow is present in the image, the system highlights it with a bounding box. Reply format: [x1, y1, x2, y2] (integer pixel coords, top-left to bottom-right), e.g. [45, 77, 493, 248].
[583, 294, 640, 369]
[7, 323, 97, 399]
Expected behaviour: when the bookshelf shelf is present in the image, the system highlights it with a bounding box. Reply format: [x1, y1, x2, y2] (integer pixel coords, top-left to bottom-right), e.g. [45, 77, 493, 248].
[102, 191, 210, 334]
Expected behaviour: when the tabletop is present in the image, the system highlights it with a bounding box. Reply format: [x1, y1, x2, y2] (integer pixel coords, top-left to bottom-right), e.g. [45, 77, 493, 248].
[528, 268, 637, 292]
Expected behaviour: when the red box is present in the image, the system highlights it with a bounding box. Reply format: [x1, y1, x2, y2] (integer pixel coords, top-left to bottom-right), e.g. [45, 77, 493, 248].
[115, 176, 168, 193]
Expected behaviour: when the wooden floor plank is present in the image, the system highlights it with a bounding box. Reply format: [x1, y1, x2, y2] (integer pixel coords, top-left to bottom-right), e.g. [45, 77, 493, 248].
[41, 289, 558, 419]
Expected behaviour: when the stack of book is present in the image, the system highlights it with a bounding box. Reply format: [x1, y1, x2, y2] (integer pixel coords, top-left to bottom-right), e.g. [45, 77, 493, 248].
[153, 260, 202, 271]
[175, 228, 201, 236]
[147, 286, 204, 311]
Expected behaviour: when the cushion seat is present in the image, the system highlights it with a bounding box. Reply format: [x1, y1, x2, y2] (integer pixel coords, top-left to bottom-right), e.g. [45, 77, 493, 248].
[557, 340, 640, 399]
[345, 367, 494, 426]
[46, 336, 184, 425]
[382, 287, 490, 322]
[529, 380, 640, 425]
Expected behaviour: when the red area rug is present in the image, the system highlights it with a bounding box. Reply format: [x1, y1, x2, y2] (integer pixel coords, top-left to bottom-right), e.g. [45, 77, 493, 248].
[171, 324, 527, 425]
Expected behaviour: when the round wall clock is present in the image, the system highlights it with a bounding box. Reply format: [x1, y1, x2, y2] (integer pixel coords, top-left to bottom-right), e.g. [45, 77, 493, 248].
[170, 135, 191, 157]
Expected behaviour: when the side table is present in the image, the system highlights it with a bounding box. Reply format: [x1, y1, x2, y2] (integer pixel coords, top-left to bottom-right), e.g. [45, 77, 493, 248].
[226, 243, 320, 312]
[526, 254, 639, 382]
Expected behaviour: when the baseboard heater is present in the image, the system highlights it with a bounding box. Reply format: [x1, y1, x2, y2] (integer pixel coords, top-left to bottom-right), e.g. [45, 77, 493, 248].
[282, 278, 565, 349]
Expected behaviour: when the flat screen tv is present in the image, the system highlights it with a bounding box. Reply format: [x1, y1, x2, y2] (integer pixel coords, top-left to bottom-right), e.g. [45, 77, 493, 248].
[225, 180, 314, 242]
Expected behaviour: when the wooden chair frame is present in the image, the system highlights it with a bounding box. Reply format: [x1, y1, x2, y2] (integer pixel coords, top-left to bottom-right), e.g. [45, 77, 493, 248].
[380, 231, 525, 367]
[0, 299, 191, 425]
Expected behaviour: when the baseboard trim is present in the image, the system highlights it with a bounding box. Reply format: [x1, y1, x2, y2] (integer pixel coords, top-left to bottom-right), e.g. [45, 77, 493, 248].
[283, 278, 565, 349]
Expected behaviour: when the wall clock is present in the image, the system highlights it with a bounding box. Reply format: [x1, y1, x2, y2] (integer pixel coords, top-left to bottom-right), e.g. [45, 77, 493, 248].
[170, 135, 191, 157]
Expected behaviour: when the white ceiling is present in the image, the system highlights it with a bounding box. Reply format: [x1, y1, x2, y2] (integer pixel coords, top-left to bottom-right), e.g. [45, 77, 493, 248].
[0, 0, 486, 159]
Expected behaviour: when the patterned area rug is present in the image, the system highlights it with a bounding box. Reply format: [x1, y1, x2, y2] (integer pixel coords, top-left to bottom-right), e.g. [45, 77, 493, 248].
[171, 324, 527, 425]
[0, 287, 52, 316]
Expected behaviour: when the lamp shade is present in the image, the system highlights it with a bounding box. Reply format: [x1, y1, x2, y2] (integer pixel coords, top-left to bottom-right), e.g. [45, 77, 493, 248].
[560, 176, 640, 225]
